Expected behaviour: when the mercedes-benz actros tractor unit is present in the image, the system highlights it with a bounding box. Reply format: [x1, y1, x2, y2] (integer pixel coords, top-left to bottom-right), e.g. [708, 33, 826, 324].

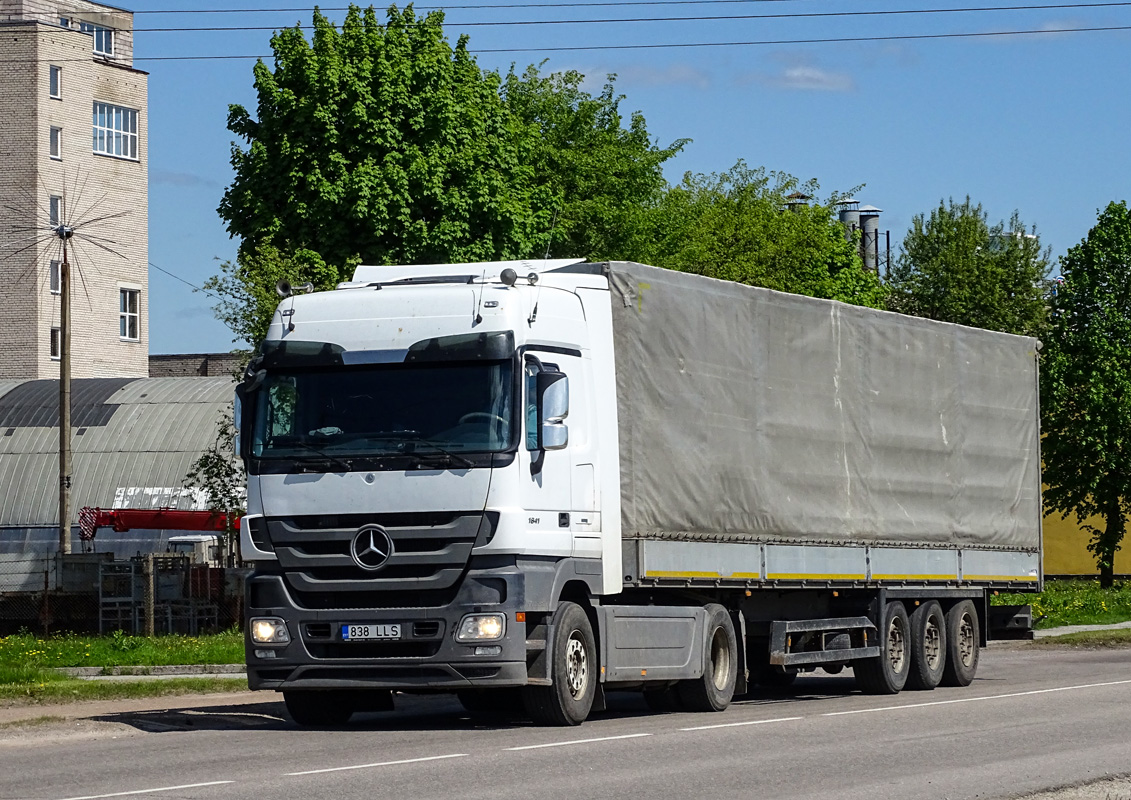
[237, 259, 1041, 726]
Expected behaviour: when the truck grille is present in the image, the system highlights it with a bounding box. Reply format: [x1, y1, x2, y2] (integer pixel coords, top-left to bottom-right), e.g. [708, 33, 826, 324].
[265, 513, 483, 604]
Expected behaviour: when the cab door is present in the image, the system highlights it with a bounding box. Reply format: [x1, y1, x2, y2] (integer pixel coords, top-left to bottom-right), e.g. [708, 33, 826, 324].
[519, 353, 574, 558]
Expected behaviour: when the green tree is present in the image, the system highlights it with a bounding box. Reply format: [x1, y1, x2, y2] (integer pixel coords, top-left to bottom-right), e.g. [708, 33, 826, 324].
[184, 411, 245, 566]
[219, 4, 548, 276]
[1041, 201, 1131, 587]
[632, 161, 887, 308]
[501, 64, 687, 260]
[888, 197, 1050, 335]
[202, 244, 339, 348]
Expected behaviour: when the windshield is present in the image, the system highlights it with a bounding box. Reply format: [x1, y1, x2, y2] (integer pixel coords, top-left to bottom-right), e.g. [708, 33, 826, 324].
[252, 361, 514, 459]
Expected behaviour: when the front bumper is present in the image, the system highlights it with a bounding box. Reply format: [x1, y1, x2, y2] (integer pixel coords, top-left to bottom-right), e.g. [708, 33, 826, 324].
[244, 562, 529, 691]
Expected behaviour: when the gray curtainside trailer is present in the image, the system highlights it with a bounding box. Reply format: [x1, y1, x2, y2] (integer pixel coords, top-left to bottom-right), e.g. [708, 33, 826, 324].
[238, 259, 1042, 726]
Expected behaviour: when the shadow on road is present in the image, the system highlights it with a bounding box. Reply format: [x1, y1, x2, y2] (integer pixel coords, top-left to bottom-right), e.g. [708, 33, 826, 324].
[87, 673, 865, 735]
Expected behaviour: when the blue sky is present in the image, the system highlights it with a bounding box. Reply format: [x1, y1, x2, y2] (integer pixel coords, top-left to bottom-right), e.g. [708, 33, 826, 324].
[137, 0, 1131, 353]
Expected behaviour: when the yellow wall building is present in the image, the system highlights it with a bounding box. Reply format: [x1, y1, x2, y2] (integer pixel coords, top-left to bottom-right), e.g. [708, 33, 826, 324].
[1043, 509, 1131, 576]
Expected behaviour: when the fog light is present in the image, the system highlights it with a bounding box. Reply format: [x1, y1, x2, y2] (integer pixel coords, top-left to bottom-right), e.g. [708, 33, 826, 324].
[254, 649, 277, 659]
[474, 645, 502, 656]
[456, 614, 505, 642]
[250, 617, 290, 644]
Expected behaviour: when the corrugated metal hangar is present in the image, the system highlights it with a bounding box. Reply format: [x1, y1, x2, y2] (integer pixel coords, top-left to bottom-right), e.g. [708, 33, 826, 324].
[0, 376, 236, 558]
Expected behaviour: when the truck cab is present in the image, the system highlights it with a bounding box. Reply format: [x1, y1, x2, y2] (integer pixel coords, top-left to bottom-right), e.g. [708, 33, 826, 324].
[237, 259, 623, 724]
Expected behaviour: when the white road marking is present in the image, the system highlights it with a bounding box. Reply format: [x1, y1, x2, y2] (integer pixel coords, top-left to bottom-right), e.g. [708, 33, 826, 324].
[680, 715, 803, 731]
[57, 782, 234, 800]
[287, 753, 468, 776]
[823, 678, 1131, 717]
[506, 733, 653, 751]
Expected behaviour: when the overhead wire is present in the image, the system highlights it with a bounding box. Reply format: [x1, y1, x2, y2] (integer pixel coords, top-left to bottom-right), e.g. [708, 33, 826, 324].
[2, 21, 1130, 62]
[149, 262, 222, 300]
[40, 1, 1131, 31]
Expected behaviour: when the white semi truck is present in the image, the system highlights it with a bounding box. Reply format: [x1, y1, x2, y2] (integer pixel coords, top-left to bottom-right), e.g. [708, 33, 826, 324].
[236, 259, 1042, 726]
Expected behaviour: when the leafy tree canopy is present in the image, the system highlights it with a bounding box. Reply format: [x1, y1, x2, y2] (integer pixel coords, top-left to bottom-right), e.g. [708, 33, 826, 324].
[1041, 201, 1131, 586]
[219, 4, 550, 276]
[887, 197, 1050, 336]
[502, 63, 688, 261]
[631, 162, 888, 309]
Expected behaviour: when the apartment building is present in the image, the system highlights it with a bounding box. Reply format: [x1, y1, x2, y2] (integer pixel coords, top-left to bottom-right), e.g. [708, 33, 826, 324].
[0, 0, 147, 378]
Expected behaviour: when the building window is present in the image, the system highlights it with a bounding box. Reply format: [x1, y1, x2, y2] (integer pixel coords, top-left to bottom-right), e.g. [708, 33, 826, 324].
[50, 260, 61, 294]
[50, 328, 61, 360]
[79, 21, 114, 56]
[49, 195, 62, 227]
[119, 289, 139, 341]
[50, 127, 62, 160]
[92, 102, 138, 160]
[49, 65, 61, 99]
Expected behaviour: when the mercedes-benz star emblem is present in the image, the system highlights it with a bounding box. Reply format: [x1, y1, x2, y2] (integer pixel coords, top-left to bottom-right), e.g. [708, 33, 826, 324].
[351, 525, 394, 571]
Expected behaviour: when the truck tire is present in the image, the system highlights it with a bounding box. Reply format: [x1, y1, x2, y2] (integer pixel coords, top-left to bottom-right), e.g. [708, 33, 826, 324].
[284, 690, 354, 727]
[523, 602, 597, 726]
[677, 603, 738, 712]
[906, 600, 947, 691]
[941, 599, 980, 687]
[854, 601, 910, 695]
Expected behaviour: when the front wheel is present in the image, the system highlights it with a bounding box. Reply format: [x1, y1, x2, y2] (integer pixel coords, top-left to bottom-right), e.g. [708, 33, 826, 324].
[677, 604, 738, 712]
[523, 602, 597, 726]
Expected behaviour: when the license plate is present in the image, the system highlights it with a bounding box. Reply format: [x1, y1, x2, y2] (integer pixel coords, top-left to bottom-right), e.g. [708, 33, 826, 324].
[341, 623, 401, 641]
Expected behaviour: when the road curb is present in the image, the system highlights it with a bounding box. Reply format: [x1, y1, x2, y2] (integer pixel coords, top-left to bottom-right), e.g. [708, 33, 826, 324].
[52, 664, 247, 678]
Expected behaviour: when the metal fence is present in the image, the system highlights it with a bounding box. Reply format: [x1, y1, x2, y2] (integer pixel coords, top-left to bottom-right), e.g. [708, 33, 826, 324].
[0, 552, 248, 636]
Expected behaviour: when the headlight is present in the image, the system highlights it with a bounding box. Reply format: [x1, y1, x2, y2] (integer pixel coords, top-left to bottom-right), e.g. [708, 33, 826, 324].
[456, 614, 506, 642]
[250, 617, 290, 644]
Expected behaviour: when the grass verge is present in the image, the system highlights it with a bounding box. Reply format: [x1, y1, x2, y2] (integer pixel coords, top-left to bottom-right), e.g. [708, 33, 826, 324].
[992, 579, 1131, 628]
[1033, 628, 1131, 647]
[0, 628, 244, 672]
[0, 676, 249, 706]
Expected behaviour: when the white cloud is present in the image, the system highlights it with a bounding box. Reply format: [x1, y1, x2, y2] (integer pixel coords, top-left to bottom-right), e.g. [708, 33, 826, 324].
[760, 65, 855, 92]
[614, 63, 711, 90]
[541, 60, 710, 91]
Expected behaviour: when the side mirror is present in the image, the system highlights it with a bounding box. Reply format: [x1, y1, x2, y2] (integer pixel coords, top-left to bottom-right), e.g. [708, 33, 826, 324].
[537, 372, 569, 451]
[234, 385, 253, 462]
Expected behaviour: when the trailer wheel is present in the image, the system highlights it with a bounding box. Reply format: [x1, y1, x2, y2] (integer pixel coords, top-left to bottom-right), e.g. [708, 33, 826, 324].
[940, 599, 980, 687]
[284, 690, 353, 727]
[854, 601, 910, 695]
[677, 603, 737, 712]
[906, 601, 947, 691]
[523, 601, 596, 726]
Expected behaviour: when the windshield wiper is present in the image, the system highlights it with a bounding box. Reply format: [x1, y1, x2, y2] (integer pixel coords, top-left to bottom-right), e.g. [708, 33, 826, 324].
[368, 430, 475, 469]
[289, 440, 353, 472]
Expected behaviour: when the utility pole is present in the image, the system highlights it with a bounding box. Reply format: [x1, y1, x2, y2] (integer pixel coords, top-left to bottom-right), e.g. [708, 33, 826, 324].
[56, 217, 73, 556]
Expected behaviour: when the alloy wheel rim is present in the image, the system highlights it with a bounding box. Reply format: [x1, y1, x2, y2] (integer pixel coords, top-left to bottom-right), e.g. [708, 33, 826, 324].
[958, 614, 976, 667]
[924, 619, 942, 670]
[888, 615, 906, 673]
[710, 626, 732, 691]
[565, 632, 588, 698]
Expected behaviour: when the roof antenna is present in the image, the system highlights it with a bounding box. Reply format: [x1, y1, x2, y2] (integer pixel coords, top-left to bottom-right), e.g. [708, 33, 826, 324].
[542, 206, 561, 261]
[474, 268, 486, 326]
[528, 205, 561, 326]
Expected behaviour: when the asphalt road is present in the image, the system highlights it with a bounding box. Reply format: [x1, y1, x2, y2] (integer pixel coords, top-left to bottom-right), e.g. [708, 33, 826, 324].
[2, 646, 1129, 800]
